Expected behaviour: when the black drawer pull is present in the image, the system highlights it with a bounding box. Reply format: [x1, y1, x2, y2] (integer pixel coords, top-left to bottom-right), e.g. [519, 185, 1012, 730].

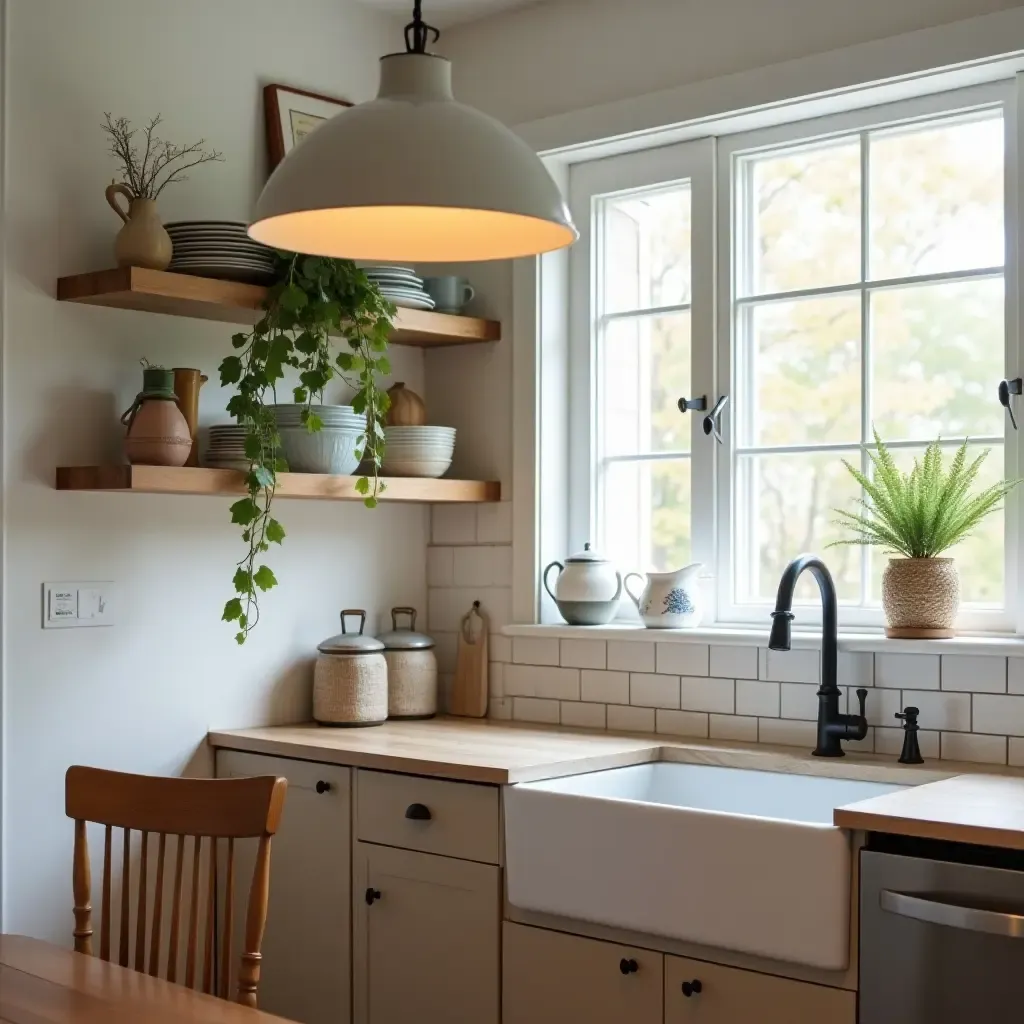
[619, 958, 638, 975]
[365, 888, 381, 905]
[405, 802, 431, 821]
[681, 980, 703, 998]
[315, 780, 331, 794]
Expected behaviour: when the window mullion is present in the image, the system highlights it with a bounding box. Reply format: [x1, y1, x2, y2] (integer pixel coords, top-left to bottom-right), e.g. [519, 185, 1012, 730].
[860, 129, 872, 608]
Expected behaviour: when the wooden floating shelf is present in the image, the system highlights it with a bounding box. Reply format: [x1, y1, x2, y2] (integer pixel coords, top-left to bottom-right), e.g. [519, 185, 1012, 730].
[55, 465, 501, 503]
[57, 267, 501, 348]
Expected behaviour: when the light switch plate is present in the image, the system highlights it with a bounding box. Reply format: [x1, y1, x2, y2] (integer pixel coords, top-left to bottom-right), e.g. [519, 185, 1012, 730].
[42, 582, 117, 628]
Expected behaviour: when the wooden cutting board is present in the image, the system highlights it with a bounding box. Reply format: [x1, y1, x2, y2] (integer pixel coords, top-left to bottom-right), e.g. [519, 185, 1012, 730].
[450, 602, 489, 718]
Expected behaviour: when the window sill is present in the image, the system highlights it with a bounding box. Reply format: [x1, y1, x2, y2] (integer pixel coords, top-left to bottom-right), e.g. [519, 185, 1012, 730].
[503, 622, 1024, 657]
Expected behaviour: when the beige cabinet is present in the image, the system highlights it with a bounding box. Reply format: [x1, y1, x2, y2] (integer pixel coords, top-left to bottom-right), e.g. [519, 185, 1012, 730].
[353, 842, 500, 1024]
[216, 749, 351, 1024]
[503, 922, 663, 1024]
[665, 955, 856, 1024]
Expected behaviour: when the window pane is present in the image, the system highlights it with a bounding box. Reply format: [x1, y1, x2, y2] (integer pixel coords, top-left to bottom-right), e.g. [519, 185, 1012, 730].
[748, 141, 860, 296]
[736, 452, 862, 603]
[868, 444, 1005, 606]
[743, 295, 861, 447]
[870, 278, 1004, 440]
[600, 459, 691, 574]
[602, 186, 691, 314]
[601, 313, 691, 456]
[869, 115, 1003, 279]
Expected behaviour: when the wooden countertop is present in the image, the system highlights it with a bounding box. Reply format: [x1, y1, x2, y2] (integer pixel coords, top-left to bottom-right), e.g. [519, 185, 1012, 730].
[835, 774, 1024, 851]
[208, 718, 958, 786]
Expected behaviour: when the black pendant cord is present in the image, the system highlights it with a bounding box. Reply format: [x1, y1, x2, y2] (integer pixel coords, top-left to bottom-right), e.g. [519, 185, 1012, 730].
[405, 0, 441, 52]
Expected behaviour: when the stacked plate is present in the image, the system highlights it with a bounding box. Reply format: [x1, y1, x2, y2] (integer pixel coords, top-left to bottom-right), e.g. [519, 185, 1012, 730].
[364, 266, 435, 311]
[382, 426, 456, 478]
[167, 221, 276, 284]
[205, 425, 250, 471]
[271, 404, 366, 475]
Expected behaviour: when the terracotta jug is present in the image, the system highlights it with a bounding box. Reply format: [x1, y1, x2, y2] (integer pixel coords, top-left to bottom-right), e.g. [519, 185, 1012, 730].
[121, 366, 192, 466]
[105, 184, 172, 270]
[172, 367, 208, 466]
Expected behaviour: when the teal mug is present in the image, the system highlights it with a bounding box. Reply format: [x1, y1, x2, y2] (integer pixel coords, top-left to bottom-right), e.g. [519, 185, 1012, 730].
[423, 276, 475, 314]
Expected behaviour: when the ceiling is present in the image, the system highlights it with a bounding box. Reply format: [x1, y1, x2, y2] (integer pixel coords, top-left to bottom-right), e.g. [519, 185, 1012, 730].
[358, 0, 545, 29]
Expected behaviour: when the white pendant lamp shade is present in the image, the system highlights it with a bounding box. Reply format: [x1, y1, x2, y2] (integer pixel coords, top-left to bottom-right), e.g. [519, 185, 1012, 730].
[250, 53, 576, 262]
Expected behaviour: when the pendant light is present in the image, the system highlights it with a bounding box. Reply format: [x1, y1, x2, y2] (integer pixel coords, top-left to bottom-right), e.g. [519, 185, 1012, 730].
[250, 2, 577, 262]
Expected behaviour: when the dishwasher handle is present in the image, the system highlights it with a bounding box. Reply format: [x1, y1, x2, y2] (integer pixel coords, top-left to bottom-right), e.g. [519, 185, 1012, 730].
[881, 889, 1024, 939]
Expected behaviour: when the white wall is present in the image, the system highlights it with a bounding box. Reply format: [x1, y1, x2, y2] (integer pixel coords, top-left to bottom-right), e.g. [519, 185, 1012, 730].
[1, 0, 427, 941]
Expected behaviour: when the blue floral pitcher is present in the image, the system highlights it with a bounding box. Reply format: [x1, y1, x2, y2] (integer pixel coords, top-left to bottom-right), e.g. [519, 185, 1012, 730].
[624, 563, 703, 628]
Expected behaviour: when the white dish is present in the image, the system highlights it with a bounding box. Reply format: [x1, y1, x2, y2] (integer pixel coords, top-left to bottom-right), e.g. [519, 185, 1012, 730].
[381, 457, 452, 478]
[382, 296, 436, 311]
[363, 265, 418, 276]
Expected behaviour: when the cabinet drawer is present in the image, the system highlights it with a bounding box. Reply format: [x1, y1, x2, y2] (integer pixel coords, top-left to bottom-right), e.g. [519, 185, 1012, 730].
[355, 769, 500, 863]
[665, 955, 855, 1024]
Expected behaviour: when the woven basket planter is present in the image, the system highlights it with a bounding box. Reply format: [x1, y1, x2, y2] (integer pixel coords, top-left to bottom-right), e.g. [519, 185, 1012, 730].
[882, 557, 960, 639]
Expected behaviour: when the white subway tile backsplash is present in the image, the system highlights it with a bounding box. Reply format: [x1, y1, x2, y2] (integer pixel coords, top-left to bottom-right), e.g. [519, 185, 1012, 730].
[736, 680, 780, 718]
[433, 631, 458, 674]
[656, 643, 709, 677]
[428, 587, 511, 632]
[854, 685, 902, 728]
[875, 726, 940, 759]
[426, 546, 454, 587]
[513, 636, 560, 666]
[581, 670, 630, 705]
[758, 647, 768, 679]
[1010, 737, 1024, 767]
[488, 661, 505, 698]
[972, 694, 1024, 736]
[504, 664, 580, 700]
[560, 701, 607, 730]
[630, 673, 680, 709]
[941, 655, 1006, 693]
[765, 649, 819, 684]
[780, 682, 820, 721]
[560, 638, 606, 670]
[876, 653, 939, 690]
[758, 718, 817, 748]
[490, 634, 512, 663]
[512, 697, 560, 725]
[453, 546, 513, 587]
[488, 697, 513, 720]
[656, 710, 709, 739]
[838, 652, 873, 688]
[1008, 658, 1024, 695]
[431, 504, 476, 545]
[902, 689, 970, 732]
[710, 714, 759, 742]
[608, 641, 655, 673]
[941, 732, 1007, 765]
[476, 502, 513, 544]
[607, 705, 655, 733]
[710, 645, 758, 680]
[679, 676, 735, 714]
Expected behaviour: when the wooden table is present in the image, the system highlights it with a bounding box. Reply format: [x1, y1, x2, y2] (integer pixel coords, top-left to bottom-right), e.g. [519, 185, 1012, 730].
[0, 935, 294, 1023]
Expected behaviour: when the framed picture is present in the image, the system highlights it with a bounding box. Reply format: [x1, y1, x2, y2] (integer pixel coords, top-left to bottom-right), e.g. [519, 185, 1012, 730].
[263, 84, 352, 171]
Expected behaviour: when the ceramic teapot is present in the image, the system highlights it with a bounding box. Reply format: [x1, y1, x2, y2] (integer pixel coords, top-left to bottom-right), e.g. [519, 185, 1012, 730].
[543, 543, 623, 626]
[624, 563, 703, 628]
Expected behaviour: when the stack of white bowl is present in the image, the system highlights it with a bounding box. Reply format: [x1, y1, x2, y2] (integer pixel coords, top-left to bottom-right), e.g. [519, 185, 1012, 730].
[382, 426, 456, 478]
[205, 425, 250, 471]
[272, 404, 366, 475]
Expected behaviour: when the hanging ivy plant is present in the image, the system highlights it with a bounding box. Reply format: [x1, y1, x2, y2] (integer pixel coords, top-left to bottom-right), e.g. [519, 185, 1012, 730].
[218, 252, 395, 644]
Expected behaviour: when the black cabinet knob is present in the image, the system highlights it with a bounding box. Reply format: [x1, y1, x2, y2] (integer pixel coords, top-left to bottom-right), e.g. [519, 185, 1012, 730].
[405, 802, 432, 821]
[681, 980, 703, 998]
[619, 958, 638, 975]
[315, 780, 331, 794]
[365, 888, 381, 906]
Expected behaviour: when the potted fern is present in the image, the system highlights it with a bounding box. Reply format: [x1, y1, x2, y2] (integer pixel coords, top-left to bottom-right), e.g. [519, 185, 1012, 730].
[832, 433, 1018, 638]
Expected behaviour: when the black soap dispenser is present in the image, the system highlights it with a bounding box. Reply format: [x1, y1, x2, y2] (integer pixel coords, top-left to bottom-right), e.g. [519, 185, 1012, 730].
[895, 706, 924, 764]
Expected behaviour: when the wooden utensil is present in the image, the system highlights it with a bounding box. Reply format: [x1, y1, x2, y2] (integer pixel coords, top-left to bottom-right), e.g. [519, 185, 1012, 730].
[450, 602, 488, 718]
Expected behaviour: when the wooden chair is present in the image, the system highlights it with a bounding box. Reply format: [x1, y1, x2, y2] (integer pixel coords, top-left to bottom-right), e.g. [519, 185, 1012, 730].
[65, 765, 287, 1008]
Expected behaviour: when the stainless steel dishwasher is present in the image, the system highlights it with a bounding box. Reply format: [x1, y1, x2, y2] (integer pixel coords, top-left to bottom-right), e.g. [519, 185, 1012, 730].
[860, 841, 1024, 1022]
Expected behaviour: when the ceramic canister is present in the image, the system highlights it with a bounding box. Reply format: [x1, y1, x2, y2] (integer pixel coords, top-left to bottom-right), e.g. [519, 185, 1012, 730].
[313, 610, 388, 726]
[377, 606, 437, 719]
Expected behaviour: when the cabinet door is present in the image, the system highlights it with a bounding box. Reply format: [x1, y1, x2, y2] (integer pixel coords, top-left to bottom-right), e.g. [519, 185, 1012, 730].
[503, 922, 663, 1024]
[217, 749, 351, 1024]
[665, 955, 856, 1024]
[353, 842, 500, 1024]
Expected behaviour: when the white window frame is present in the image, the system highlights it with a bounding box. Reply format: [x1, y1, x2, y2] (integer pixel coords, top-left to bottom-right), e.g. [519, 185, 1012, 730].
[560, 81, 1022, 634]
[715, 83, 1021, 632]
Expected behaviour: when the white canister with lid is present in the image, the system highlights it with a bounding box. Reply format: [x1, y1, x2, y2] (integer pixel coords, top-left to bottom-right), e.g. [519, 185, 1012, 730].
[377, 606, 437, 720]
[313, 609, 388, 726]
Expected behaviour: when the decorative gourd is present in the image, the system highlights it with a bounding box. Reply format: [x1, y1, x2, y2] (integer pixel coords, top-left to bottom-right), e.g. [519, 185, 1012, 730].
[386, 382, 427, 426]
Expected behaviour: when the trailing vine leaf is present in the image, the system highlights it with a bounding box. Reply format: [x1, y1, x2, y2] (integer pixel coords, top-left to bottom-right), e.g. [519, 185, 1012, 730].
[219, 251, 395, 643]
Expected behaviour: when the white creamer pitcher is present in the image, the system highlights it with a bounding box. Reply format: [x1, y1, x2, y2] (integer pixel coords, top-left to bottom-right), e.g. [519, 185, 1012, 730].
[624, 563, 703, 628]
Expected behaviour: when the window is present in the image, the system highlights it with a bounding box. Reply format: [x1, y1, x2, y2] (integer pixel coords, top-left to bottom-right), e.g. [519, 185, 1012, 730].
[566, 86, 1018, 631]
